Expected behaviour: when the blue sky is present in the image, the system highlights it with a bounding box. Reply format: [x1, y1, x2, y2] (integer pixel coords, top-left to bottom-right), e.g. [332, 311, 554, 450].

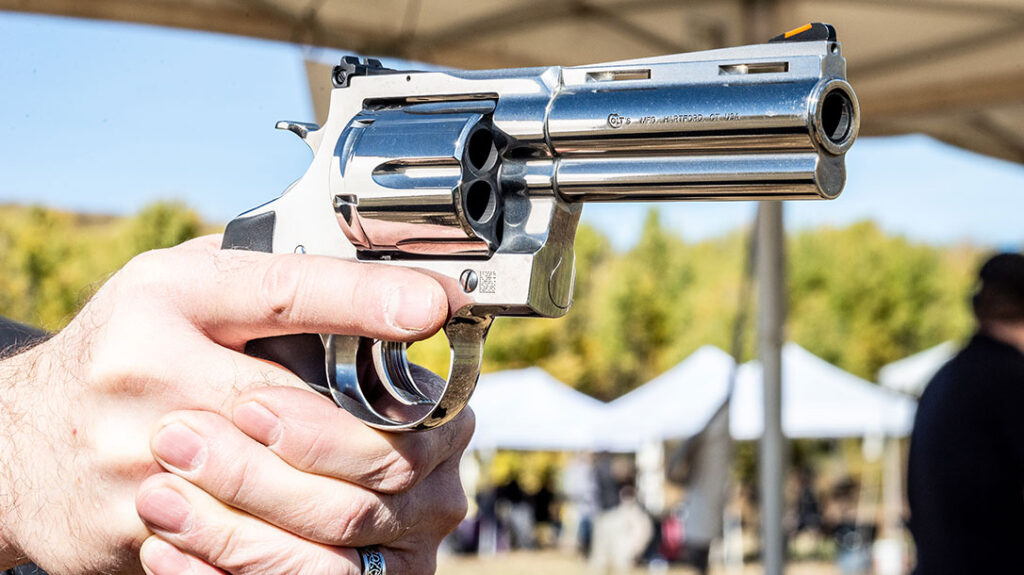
[2, 11, 1023, 250]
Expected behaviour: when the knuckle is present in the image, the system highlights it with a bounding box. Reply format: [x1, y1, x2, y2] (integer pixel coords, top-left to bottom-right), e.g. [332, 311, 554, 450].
[257, 256, 306, 323]
[116, 249, 174, 295]
[202, 522, 250, 570]
[327, 494, 379, 544]
[451, 408, 476, 452]
[293, 427, 335, 472]
[434, 474, 470, 534]
[378, 443, 429, 494]
[85, 344, 159, 396]
[445, 491, 470, 532]
[215, 452, 259, 504]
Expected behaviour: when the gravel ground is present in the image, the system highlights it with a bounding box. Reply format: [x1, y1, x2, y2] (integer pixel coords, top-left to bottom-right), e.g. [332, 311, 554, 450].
[437, 551, 841, 575]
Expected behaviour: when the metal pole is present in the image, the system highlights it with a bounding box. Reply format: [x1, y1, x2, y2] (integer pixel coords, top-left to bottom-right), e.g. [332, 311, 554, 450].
[741, 1, 785, 573]
[757, 201, 786, 575]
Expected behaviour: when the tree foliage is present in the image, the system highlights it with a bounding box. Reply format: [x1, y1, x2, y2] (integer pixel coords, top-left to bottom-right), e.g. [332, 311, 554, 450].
[0, 202, 204, 330]
[0, 203, 986, 395]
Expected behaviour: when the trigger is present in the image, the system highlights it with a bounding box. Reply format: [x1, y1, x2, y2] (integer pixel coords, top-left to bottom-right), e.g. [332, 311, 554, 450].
[371, 340, 434, 406]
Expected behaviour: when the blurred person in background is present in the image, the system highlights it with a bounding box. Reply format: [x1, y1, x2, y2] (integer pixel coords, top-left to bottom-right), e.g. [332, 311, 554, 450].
[827, 477, 873, 575]
[563, 452, 599, 555]
[496, 476, 535, 549]
[793, 466, 822, 534]
[589, 485, 654, 575]
[908, 252, 1024, 575]
[531, 472, 560, 547]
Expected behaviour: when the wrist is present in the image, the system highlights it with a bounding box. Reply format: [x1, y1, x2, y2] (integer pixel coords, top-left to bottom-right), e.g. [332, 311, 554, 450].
[0, 347, 46, 569]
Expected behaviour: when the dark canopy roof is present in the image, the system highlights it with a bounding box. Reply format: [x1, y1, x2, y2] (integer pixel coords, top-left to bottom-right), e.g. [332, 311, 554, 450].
[5, 0, 1024, 163]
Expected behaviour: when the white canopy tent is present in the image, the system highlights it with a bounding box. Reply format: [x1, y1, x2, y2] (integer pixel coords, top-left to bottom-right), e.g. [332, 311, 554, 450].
[601, 343, 916, 450]
[467, 366, 607, 452]
[878, 340, 958, 398]
[731, 343, 917, 440]
[599, 345, 736, 451]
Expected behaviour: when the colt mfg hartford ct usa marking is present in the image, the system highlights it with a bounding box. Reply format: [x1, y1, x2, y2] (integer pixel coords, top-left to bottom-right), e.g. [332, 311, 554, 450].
[223, 22, 859, 431]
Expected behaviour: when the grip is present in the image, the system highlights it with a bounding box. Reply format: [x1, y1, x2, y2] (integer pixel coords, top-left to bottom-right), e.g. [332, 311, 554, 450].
[222, 211, 276, 252]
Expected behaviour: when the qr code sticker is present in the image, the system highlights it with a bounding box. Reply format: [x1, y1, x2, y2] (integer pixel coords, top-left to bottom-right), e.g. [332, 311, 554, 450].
[479, 270, 497, 294]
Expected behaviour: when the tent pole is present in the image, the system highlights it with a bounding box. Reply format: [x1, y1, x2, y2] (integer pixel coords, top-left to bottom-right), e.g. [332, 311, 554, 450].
[743, 1, 785, 573]
[757, 201, 786, 575]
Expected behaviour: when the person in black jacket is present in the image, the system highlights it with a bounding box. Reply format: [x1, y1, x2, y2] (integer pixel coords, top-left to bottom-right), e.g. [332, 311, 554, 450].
[908, 252, 1024, 575]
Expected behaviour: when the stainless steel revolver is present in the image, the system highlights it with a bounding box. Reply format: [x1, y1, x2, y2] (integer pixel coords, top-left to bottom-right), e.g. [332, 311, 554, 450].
[222, 22, 859, 431]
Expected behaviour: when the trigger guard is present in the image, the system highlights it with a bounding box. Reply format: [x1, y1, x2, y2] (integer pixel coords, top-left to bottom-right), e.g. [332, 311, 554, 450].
[323, 313, 492, 431]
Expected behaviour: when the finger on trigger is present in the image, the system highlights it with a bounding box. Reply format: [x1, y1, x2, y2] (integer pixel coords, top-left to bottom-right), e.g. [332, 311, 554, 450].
[185, 250, 448, 348]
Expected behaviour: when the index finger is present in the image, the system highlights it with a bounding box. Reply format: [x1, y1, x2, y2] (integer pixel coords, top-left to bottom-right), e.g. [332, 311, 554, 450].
[165, 236, 449, 348]
[231, 386, 475, 495]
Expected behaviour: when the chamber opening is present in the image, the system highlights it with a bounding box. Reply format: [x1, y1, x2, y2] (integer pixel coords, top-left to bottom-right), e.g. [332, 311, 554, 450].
[465, 180, 496, 223]
[821, 89, 853, 145]
[466, 128, 497, 172]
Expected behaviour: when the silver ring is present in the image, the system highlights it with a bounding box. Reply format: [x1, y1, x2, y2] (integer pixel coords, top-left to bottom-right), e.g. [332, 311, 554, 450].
[358, 547, 386, 575]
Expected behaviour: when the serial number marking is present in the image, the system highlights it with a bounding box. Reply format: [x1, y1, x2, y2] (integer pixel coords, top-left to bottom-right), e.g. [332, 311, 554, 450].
[479, 270, 497, 294]
[607, 112, 740, 128]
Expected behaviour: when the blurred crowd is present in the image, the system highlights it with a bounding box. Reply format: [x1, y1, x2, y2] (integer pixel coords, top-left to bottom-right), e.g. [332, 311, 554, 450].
[446, 449, 891, 575]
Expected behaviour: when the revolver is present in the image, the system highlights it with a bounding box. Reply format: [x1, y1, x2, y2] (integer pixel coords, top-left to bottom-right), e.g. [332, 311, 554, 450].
[222, 22, 859, 431]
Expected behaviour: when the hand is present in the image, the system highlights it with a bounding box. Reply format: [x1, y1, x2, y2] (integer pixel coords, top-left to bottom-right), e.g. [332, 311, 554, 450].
[136, 387, 473, 574]
[0, 235, 448, 574]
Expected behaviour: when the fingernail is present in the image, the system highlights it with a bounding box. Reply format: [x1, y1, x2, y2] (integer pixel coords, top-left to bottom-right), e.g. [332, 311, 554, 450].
[141, 537, 192, 574]
[234, 401, 281, 445]
[152, 423, 206, 472]
[386, 286, 439, 332]
[138, 488, 193, 533]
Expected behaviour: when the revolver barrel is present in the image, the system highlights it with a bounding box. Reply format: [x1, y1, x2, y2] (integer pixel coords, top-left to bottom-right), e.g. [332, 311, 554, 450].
[512, 76, 857, 202]
[546, 79, 856, 156]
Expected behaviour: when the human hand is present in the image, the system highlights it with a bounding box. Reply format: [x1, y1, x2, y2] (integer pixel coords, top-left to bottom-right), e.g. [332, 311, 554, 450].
[0, 235, 449, 574]
[136, 386, 473, 574]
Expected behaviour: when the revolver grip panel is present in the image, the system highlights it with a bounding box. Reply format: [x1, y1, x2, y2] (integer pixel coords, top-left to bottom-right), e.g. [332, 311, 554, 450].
[222, 211, 277, 253]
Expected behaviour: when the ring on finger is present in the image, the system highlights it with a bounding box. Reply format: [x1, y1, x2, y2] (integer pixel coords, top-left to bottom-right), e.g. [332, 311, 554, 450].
[358, 546, 386, 575]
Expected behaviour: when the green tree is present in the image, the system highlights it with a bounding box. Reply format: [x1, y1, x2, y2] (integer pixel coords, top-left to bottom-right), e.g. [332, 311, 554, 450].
[124, 201, 202, 256]
[788, 221, 978, 379]
[0, 201, 204, 330]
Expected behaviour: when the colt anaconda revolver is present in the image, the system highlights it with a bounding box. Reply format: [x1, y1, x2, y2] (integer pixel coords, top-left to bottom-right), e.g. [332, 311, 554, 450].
[222, 22, 859, 431]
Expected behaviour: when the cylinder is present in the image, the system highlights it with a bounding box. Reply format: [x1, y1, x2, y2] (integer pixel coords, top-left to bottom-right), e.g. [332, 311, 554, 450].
[332, 108, 503, 256]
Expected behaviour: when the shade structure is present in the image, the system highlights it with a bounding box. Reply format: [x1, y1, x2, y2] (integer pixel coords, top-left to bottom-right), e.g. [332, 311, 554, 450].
[467, 366, 607, 452]
[878, 341, 958, 398]
[730, 343, 917, 440]
[8, 0, 1021, 164]
[601, 343, 916, 450]
[600, 345, 736, 451]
